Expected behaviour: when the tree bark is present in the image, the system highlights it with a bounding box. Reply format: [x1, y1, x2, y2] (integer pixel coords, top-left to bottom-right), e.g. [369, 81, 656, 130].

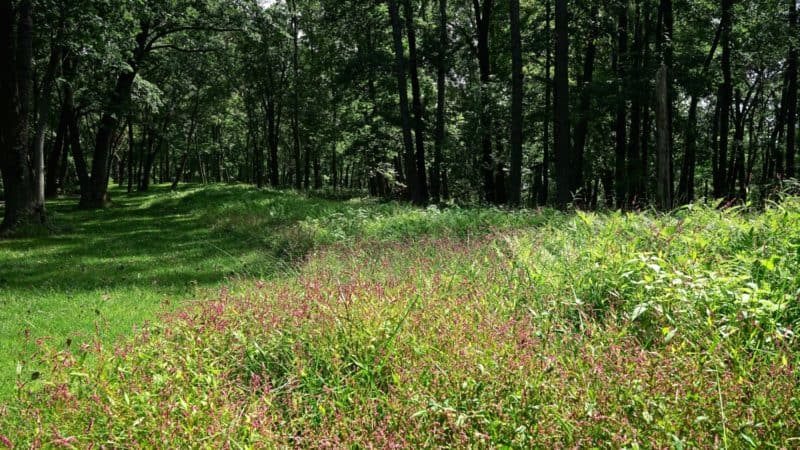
[1, 0, 42, 231]
[32, 36, 62, 210]
[554, 0, 571, 208]
[474, 0, 495, 202]
[716, 0, 733, 197]
[127, 119, 135, 193]
[388, 0, 420, 204]
[403, 0, 428, 205]
[290, 2, 302, 191]
[45, 100, 69, 198]
[432, 0, 447, 204]
[614, 1, 629, 209]
[539, 0, 552, 206]
[572, 3, 599, 204]
[655, 64, 673, 210]
[786, 0, 798, 178]
[509, 0, 523, 207]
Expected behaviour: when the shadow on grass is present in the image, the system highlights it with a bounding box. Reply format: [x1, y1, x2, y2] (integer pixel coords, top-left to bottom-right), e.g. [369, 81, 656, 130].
[0, 185, 302, 296]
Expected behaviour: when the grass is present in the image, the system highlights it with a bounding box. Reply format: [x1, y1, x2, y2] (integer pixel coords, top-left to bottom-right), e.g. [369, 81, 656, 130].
[0, 184, 541, 402]
[1, 184, 799, 447]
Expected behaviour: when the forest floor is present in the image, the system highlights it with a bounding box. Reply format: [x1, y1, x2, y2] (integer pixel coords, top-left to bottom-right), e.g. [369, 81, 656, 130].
[1, 185, 799, 447]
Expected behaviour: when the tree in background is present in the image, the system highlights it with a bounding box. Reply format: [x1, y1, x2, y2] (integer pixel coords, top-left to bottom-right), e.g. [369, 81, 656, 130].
[3, 0, 800, 234]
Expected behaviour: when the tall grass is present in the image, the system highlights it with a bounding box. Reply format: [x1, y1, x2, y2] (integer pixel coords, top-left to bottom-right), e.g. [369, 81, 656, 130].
[1, 188, 798, 447]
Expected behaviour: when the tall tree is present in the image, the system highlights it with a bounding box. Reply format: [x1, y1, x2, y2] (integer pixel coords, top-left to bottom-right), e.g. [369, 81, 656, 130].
[432, 0, 447, 204]
[509, 0, 523, 206]
[554, 0, 571, 207]
[655, 0, 673, 210]
[539, 0, 552, 206]
[403, 0, 428, 205]
[291, 0, 302, 190]
[716, 0, 733, 198]
[571, 3, 600, 201]
[1, 0, 43, 231]
[387, 0, 421, 204]
[474, 0, 495, 202]
[786, 0, 798, 179]
[614, 1, 629, 209]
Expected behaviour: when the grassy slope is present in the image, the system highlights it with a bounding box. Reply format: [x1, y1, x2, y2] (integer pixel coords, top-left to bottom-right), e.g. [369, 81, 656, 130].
[1, 185, 799, 447]
[0, 186, 271, 399]
[0, 184, 539, 400]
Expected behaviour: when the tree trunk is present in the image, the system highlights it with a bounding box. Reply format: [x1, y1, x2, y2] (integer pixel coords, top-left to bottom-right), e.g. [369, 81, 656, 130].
[1, 0, 42, 231]
[655, 64, 673, 210]
[474, 0, 495, 202]
[45, 101, 69, 198]
[32, 38, 62, 210]
[171, 96, 200, 191]
[539, 0, 552, 206]
[509, 0, 523, 207]
[432, 0, 447, 204]
[786, 0, 798, 179]
[83, 26, 148, 208]
[614, 2, 628, 209]
[403, 0, 428, 204]
[291, 2, 302, 191]
[716, 0, 733, 197]
[387, 0, 420, 204]
[554, 0, 571, 208]
[127, 119, 135, 193]
[140, 123, 164, 191]
[265, 97, 279, 187]
[571, 4, 599, 203]
[627, 0, 646, 207]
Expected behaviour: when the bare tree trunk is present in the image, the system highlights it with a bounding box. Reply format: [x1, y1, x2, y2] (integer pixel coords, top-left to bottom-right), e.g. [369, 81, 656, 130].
[716, 0, 733, 197]
[655, 64, 673, 210]
[786, 0, 798, 178]
[554, 0, 571, 208]
[290, 1, 302, 190]
[32, 38, 62, 210]
[387, 0, 420, 204]
[1, 0, 43, 231]
[172, 95, 200, 191]
[509, 0, 523, 206]
[614, 2, 628, 209]
[539, 0, 552, 206]
[45, 100, 69, 198]
[571, 4, 599, 203]
[83, 25, 148, 208]
[127, 118, 135, 193]
[403, 0, 428, 204]
[431, 0, 447, 204]
[474, 0, 495, 202]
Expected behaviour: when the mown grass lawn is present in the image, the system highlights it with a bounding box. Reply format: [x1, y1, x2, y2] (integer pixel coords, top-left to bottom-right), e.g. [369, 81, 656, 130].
[1, 185, 799, 447]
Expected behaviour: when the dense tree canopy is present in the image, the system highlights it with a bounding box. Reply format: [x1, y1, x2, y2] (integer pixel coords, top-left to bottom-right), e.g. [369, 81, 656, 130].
[2, 0, 800, 230]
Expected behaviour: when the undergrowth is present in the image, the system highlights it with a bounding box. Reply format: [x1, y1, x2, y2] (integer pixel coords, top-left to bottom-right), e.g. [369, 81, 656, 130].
[1, 189, 799, 448]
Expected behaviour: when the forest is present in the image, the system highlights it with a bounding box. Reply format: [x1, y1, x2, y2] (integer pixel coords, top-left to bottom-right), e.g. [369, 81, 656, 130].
[1, 0, 798, 222]
[1, 0, 800, 447]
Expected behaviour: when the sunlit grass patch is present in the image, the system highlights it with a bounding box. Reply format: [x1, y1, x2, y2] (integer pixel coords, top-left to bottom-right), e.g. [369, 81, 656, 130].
[2, 194, 798, 447]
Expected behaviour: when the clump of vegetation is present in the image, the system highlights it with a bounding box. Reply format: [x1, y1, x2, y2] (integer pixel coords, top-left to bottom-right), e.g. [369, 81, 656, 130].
[3, 193, 798, 448]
